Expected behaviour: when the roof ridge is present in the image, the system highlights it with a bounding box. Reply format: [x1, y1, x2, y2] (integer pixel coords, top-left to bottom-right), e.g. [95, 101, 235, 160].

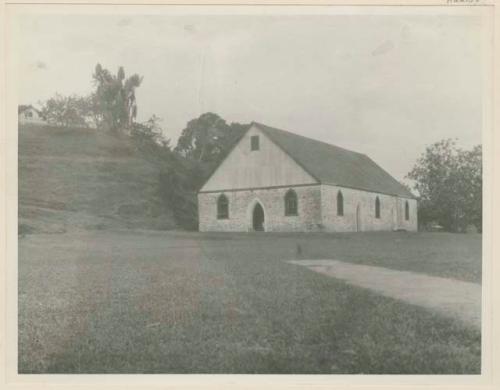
[250, 121, 414, 199]
[197, 121, 414, 198]
[251, 121, 366, 157]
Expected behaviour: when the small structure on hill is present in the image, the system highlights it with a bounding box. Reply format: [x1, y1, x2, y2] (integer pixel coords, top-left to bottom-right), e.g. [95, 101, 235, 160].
[18, 105, 46, 125]
[198, 122, 417, 232]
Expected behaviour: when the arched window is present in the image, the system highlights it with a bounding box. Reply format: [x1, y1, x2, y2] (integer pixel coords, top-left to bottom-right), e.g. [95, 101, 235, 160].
[217, 194, 229, 219]
[375, 196, 381, 219]
[337, 191, 344, 216]
[405, 201, 410, 221]
[284, 189, 298, 216]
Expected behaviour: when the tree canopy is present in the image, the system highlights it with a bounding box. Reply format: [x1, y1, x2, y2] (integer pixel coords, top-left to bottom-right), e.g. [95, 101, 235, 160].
[92, 64, 143, 132]
[406, 139, 482, 232]
[40, 94, 93, 128]
[39, 64, 143, 131]
[174, 112, 249, 166]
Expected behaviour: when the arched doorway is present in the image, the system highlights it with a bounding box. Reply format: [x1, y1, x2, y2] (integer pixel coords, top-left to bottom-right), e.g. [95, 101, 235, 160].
[356, 204, 362, 232]
[253, 203, 265, 231]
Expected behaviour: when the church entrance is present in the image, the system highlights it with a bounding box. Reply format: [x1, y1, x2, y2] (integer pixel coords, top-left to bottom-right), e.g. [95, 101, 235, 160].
[252, 203, 265, 231]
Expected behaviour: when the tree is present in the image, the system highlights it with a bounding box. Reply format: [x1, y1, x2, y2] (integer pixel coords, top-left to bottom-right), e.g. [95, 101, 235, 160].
[41, 94, 93, 128]
[175, 112, 229, 162]
[169, 113, 249, 228]
[131, 114, 171, 153]
[130, 115, 200, 230]
[175, 112, 249, 166]
[92, 64, 143, 132]
[406, 139, 482, 232]
[87, 93, 104, 129]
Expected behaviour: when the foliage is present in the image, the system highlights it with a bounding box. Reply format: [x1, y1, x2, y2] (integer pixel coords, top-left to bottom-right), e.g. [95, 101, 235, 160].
[87, 93, 104, 129]
[406, 139, 482, 232]
[36, 63, 250, 230]
[92, 64, 143, 132]
[38, 62, 252, 230]
[18, 104, 32, 114]
[175, 112, 248, 166]
[167, 113, 249, 229]
[130, 115, 201, 230]
[128, 112, 249, 230]
[40, 94, 94, 128]
[157, 160, 201, 231]
[39, 64, 142, 132]
[130, 115, 170, 151]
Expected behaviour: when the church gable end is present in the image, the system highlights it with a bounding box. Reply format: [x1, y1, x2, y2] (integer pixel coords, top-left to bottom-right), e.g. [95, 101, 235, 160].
[200, 125, 318, 192]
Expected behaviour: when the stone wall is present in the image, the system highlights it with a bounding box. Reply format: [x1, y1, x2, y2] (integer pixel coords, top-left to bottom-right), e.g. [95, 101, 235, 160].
[320, 185, 417, 232]
[198, 185, 322, 232]
[394, 196, 418, 231]
[198, 184, 417, 232]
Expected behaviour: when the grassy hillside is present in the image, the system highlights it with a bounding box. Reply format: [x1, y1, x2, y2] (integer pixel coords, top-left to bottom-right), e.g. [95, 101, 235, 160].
[19, 124, 176, 234]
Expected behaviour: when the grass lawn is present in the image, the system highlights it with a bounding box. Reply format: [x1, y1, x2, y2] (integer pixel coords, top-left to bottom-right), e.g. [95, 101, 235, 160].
[291, 230, 482, 283]
[18, 230, 481, 374]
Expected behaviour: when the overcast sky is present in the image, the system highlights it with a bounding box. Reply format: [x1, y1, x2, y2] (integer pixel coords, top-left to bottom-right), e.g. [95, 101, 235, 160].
[12, 8, 487, 181]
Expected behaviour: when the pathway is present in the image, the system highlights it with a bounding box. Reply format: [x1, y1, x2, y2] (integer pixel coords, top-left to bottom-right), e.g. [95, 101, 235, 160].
[288, 259, 481, 329]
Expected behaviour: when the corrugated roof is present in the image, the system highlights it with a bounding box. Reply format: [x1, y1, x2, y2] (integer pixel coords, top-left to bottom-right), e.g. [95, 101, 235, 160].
[253, 122, 414, 198]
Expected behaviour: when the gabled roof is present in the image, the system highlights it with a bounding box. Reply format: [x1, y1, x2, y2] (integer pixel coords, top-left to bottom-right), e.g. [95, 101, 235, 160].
[252, 122, 415, 199]
[18, 105, 43, 115]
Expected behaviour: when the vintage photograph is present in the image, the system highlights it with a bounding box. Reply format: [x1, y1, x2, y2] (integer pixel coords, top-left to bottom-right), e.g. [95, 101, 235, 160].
[11, 5, 487, 375]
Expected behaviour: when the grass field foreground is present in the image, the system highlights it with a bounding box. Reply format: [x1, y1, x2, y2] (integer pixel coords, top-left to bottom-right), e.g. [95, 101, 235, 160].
[18, 230, 481, 374]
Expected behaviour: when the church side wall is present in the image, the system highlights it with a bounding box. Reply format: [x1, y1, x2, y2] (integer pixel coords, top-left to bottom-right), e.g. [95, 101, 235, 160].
[198, 185, 322, 232]
[320, 185, 417, 232]
[395, 196, 418, 231]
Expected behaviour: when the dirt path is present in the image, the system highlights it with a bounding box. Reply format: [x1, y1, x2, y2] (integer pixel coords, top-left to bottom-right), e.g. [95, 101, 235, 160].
[288, 259, 481, 329]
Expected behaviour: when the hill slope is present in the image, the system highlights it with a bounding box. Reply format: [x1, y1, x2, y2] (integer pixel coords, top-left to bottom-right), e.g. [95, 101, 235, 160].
[19, 124, 176, 234]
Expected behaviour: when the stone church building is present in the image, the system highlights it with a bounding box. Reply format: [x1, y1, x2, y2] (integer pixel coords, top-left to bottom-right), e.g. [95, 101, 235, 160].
[198, 122, 417, 232]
